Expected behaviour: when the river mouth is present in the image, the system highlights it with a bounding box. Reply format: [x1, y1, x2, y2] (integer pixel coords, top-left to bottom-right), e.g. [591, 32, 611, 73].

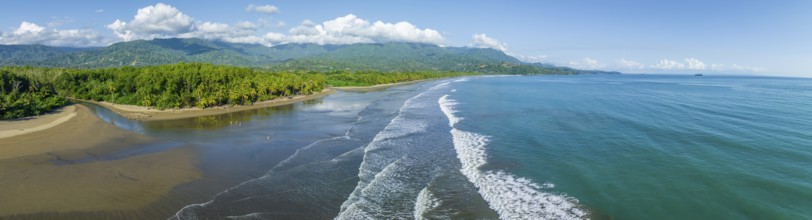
[0, 85, 417, 219]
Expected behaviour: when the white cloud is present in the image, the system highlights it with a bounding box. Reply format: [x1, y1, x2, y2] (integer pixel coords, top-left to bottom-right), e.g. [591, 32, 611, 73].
[710, 64, 765, 72]
[641, 57, 764, 72]
[568, 57, 603, 69]
[651, 58, 686, 70]
[107, 3, 194, 41]
[96, 9, 104, 13]
[106, 3, 268, 45]
[513, 54, 547, 63]
[13, 21, 44, 35]
[650, 58, 707, 70]
[262, 14, 445, 45]
[470, 33, 508, 51]
[246, 4, 279, 14]
[618, 58, 644, 69]
[0, 21, 108, 47]
[105, 5, 442, 46]
[684, 57, 706, 70]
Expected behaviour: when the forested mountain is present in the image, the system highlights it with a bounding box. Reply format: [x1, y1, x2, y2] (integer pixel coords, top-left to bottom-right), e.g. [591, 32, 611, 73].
[0, 44, 91, 66]
[0, 38, 618, 74]
[269, 42, 522, 72]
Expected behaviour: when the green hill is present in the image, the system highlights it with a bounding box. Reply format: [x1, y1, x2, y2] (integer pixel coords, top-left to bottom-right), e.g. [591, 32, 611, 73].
[0, 38, 619, 74]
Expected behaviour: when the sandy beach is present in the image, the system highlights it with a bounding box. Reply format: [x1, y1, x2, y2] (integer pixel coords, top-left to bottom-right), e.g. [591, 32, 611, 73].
[0, 80, 425, 217]
[79, 88, 335, 121]
[332, 79, 434, 92]
[0, 104, 201, 216]
[0, 104, 148, 160]
[0, 105, 77, 140]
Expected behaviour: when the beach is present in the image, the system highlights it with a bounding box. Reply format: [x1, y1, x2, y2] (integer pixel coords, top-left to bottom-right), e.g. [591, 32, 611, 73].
[0, 81, 418, 218]
[0, 104, 201, 217]
[332, 79, 434, 92]
[81, 88, 336, 121]
[0, 105, 151, 159]
[0, 105, 77, 141]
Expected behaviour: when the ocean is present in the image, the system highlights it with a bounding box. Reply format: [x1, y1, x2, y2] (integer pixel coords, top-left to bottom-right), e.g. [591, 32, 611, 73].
[84, 74, 812, 219]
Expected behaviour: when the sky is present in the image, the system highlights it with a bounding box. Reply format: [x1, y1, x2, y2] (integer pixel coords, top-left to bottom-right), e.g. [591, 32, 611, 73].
[0, 0, 810, 77]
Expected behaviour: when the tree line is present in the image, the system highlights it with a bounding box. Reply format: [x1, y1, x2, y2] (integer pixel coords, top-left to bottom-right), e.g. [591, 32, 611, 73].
[0, 69, 68, 119]
[1, 63, 481, 119]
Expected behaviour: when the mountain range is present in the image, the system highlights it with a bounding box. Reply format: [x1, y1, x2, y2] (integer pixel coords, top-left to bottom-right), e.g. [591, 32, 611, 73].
[0, 38, 618, 74]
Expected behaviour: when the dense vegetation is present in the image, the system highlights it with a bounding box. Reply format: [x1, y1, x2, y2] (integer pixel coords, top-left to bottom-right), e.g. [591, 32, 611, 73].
[51, 63, 326, 109]
[0, 63, 482, 118]
[324, 71, 476, 87]
[0, 70, 68, 119]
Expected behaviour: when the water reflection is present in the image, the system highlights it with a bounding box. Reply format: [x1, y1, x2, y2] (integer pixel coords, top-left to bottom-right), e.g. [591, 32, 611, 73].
[4, 83, 434, 219]
[143, 104, 297, 131]
[80, 99, 320, 133]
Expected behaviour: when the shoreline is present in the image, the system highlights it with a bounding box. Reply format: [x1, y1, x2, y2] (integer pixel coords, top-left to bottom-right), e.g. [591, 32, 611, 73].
[80, 88, 336, 121]
[0, 78, 432, 217]
[0, 104, 201, 216]
[332, 79, 435, 92]
[0, 79, 434, 141]
[0, 105, 147, 160]
[0, 105, 77, 140]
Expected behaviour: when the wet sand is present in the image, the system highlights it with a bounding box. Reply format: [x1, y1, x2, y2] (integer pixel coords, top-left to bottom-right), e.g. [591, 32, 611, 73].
[0, 105, 145, 160]
[0, 81, 429, 218]
[0, 105, 77, 140]
[332, 79, 434, 92]
[0, 147, 200, 215]
[0, 105, 201, 217]
[81, 88, 335, 121]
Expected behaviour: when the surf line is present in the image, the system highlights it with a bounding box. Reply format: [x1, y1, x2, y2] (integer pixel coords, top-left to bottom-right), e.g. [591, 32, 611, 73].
[439, 94, 588, 220]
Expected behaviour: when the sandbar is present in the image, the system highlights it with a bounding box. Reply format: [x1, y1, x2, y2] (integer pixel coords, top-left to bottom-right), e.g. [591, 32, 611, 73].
[0, 104, 201, 216]
[80, 88, 335, 121]
[332, 79, 434, 92]
[0, 105, 77, 140]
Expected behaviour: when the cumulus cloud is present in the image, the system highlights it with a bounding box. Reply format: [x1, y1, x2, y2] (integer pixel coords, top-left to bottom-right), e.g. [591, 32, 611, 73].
[650, 58, 706, 70]
[513, 54, 547, 63]
[641, 57, 764, 72]
[262, 14, 445, 45]
[246, 4, 279, 14]
[651, 58, 686, 70]
[618, 58, 644, 69]
[106, 3, 267, 45]
[568, 57, 603, 69]
[104, 4, 443, 46]
[684, 57, 706, 70]
[107, 3, 194, 41]
[470, 33, 508, 51]
[0, 21, 108, 47]
[710, 64, 765, 72]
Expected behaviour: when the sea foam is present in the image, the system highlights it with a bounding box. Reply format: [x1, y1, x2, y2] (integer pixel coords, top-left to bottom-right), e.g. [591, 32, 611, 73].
[413, 187, 441, 220]
[337, 88, 436, 219]
[439, 95, 588, 220]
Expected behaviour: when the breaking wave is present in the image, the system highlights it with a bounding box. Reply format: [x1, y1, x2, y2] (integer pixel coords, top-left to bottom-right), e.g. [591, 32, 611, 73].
[439, 94, 588, 220]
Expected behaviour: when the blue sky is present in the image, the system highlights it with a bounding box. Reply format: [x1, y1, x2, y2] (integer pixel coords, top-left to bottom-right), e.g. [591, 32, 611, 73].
[0, 0, 810, 76]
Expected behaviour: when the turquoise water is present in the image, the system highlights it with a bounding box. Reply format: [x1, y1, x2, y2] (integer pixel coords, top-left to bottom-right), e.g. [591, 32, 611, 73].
[69, 74, 812, 219]
[448, 75, 812, 219]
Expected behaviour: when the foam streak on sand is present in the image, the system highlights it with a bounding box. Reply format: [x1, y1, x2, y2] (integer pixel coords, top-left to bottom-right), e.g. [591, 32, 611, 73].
[439, 95, 588, 220]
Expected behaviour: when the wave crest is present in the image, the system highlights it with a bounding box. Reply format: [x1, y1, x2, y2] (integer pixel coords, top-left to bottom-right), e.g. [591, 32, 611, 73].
[439, 94, 588, 220]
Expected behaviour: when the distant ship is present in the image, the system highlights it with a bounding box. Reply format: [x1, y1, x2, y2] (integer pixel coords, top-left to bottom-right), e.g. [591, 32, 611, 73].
[694, 74, 704, 76]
